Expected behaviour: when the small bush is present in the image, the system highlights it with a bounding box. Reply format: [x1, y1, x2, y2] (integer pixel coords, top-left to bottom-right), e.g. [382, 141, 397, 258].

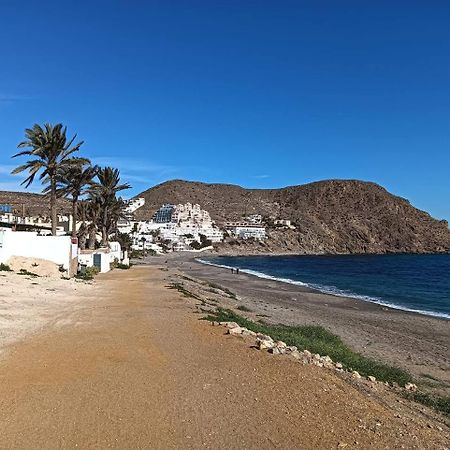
[404, 392, 450, 418]
[116, 263, 130, 270]
[0, 263, 12, 272]
[237, 305, 252, 312]
[18, 269, 39, 277]
[77, 266, 100, 280]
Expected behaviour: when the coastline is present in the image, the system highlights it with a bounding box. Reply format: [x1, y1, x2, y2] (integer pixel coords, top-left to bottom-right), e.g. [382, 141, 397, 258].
[197, 254, 450, 320]
[149, 252, 450, 396]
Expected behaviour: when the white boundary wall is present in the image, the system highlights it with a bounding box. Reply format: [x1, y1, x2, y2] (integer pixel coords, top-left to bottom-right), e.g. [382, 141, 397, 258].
[0, 229, 73, 270]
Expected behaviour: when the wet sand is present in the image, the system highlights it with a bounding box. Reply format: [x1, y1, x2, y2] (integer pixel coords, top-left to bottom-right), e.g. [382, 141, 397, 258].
[0, 265, 448, 449]
[156, 253, 450, 396]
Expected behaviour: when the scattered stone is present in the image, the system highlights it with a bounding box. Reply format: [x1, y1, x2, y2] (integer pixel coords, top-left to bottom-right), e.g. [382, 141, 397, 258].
[335, 362, 343, 370]
[405, 383, 417, 392]
[269, 347, 281, 355]
[352, 371, 362, 379]
[241, 329, 256, 337]
[303, 350, 312, 358]
[256, 333, 272, 341]
[256, 338, 275, 350]
[228, 327, 243, 335]
[221, 321, 240, 329]
[290, 351, 301, 360]
[275, 341, 287, 349]
[286, 346, 297, 353]
[368, 376, 376, 383]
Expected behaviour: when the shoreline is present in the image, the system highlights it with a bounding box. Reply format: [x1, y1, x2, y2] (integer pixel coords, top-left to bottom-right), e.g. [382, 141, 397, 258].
[196, 255, 450, 321]
[145, 253, 450, 396]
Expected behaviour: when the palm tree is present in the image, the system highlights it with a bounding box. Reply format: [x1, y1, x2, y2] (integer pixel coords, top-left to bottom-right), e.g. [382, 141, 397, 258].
[86, 199, 102, 250]
[47, 160, 98, 237]
[91, 167, 130, 246]
[11, 123, 86, 235]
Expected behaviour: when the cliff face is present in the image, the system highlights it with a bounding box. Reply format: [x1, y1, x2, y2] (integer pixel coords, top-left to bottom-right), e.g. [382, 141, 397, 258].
[135, 179, 450, 255]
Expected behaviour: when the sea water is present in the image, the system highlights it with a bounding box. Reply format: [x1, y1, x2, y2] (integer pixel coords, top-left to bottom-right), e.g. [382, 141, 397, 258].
[199, 254, 450, 320]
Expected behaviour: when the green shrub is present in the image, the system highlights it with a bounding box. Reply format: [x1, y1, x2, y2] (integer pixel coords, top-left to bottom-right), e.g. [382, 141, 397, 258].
[0, 263, 12, 271]
[77, 266, 100, 280]
[17, 269, 39, 277]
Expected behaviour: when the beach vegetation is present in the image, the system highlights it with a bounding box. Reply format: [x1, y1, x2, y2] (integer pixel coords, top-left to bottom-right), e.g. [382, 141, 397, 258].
[206, 282, 237, 299]
[404, 391, 450, 418]
[77, 266, 99, 280]
[169, 282, 202, 300]
[0, 263, 12, 271]
[204, 308, 412, 386]
[17, 268, 40, 277]
[237, 305, 252, 312]
[11, 123, 86, 236]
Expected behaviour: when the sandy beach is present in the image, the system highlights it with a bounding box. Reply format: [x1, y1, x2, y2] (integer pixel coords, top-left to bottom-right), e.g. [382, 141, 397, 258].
[157, 253, 450, 397]
[0, 265, 448, 449]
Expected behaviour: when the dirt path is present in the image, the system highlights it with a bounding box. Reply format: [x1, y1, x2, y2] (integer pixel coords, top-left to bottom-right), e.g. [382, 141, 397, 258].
[0, 266, 448, 449]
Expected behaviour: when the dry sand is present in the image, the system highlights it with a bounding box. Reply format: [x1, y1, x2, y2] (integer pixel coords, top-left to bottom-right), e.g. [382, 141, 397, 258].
[0, 268, 91, 353]
[0, 265, 449, 449]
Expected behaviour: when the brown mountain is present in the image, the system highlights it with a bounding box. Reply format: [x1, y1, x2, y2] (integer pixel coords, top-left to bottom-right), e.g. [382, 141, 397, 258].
[0, 191, 70, 216]
[135, 179, 450, 254]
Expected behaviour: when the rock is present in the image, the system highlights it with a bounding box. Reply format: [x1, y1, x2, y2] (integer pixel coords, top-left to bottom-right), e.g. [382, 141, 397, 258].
[228, 326, 243, 335]
[290, 350, 301, 360]
[256, 333, 272, 341]
[269, 347, 281, 355]
[221, 321, 240, 329]
[405, 383, 417, 392]
[321, 355, 333, 364]
[368, 376, 376, 383]
[303, 350, 312, 358]
[275, 341, 287, 349]
[286, 346, 297, 353]
[352, 371, 362, 379]
[335, 362, 343, 369]
[312, 353, 321, 361]
[241, 329, 256, 337]
[256, 338, 275, 350]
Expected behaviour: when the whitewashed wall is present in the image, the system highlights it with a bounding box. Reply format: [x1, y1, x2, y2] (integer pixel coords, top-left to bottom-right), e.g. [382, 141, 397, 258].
[0, 229, 74, 270]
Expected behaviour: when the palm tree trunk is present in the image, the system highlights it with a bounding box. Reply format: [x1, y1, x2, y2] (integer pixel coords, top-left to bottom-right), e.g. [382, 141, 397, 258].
[101, 205, 108, 247]
[50, 176, 57, 236]
[88, 225, 96, 250]
[72, 197, 78, 238]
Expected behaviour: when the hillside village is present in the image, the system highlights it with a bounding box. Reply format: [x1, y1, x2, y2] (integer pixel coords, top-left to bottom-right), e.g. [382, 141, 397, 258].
[0, 191, 275, 277]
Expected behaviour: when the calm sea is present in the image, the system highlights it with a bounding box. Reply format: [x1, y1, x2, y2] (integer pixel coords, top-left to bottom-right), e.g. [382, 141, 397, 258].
[199, 254, 450, 320]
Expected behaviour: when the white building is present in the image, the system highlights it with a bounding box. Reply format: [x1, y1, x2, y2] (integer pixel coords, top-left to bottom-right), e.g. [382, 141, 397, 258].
[225, 222, 267, 240]
[123, 198, 145, 219]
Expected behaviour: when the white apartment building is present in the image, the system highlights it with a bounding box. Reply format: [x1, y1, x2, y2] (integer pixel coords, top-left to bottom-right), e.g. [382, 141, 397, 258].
[226, 222, 267, 240]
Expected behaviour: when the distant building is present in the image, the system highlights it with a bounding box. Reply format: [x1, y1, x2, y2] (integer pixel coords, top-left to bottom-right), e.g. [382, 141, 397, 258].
[225, 222, 266, 240]
[152, 204, 175, 223]
[123, 198, 145, 219]
[245, 214, 262, 224]
[274, 219, 295, 229]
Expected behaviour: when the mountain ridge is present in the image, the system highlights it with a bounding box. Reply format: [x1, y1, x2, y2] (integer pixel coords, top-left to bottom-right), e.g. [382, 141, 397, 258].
[134, 179, 450, 255]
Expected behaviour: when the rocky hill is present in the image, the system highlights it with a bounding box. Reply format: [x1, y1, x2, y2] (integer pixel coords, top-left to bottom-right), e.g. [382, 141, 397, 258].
[0, 191, 70, 216]
[135, 179, 450, 255]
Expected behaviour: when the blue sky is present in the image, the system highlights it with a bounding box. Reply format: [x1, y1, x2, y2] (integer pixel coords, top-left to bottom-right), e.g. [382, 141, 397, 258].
[0, 1, 449, 221]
